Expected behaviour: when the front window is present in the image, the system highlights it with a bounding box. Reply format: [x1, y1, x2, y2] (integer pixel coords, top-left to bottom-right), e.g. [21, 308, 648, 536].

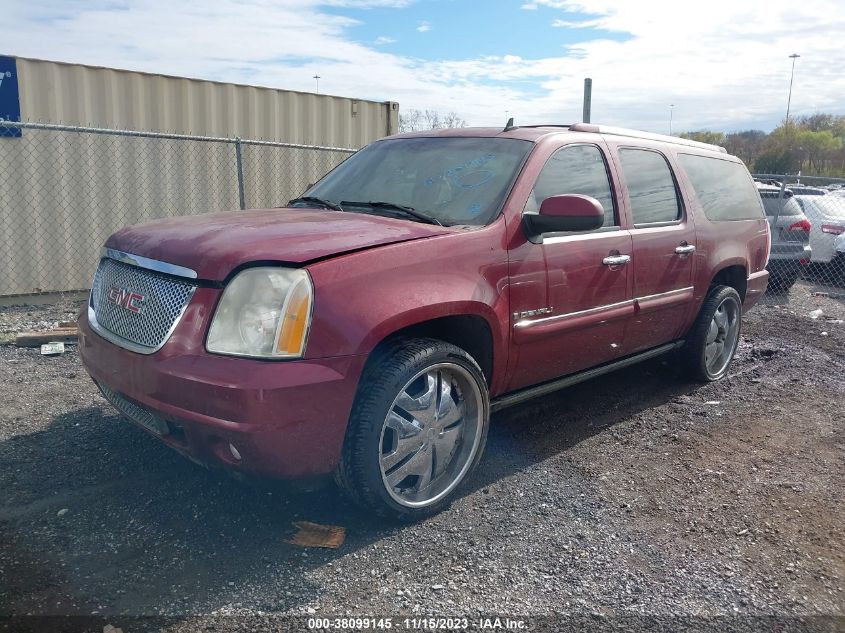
[302, 137, 532, 226]
[523, 144, 617, 229]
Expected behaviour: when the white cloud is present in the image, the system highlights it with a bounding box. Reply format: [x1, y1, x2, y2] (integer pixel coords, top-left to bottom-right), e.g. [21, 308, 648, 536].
[375, 36, 397, 44]
[416, 20, 432, 32]
[1, 0, 844, 134]
[551, 18, 602, 28]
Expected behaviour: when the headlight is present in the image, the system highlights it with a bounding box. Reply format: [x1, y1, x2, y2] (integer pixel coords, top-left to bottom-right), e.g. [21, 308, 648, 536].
[207, 267, 313, 359]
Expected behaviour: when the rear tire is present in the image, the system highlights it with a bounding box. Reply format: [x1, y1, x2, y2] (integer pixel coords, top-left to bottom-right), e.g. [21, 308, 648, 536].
[682, 285, 743, 382]
[767, 271, 799, 292]
[335, 338, 490, 522]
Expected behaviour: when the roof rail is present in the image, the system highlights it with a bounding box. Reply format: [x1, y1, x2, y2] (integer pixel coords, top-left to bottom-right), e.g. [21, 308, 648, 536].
[568, 123, 727, 153]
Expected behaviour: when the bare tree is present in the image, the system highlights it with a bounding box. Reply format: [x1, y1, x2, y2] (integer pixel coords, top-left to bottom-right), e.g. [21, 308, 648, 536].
[442, 112, 468, 129]
[398, 109, 423, 133]
[399, 109, 467, 133]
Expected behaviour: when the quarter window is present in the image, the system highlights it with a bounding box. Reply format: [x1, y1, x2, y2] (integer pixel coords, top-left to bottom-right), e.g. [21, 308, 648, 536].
[619, 149, 682, 225]
[677, 153, 764, 221]
[524, 144, 616, 228]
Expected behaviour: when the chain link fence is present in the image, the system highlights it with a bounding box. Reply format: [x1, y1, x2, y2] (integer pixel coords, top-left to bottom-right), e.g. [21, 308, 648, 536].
[0, 121, 355, 297]
[752, 173, 845, 295]
[2, 124, 844, 300]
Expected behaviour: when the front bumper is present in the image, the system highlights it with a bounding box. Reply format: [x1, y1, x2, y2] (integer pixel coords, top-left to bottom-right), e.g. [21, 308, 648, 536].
[78, 298, 366, 479]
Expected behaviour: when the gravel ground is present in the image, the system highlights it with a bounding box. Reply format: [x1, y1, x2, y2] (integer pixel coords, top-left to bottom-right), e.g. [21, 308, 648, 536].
[0, 282, 843, 632]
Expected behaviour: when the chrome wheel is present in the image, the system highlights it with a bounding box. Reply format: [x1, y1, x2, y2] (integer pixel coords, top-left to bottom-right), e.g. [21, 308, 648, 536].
[704, 296, 740, 377]
[378, 363, 484, 508]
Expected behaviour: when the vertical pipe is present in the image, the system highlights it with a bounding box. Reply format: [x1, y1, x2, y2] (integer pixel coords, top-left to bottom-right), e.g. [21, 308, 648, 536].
[582, 78, 592, 124]
[785, 54, 800, 126]
[234, 137, 246, 210]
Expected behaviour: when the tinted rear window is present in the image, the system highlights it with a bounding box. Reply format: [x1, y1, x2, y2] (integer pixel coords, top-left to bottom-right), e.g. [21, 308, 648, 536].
[618, 148, 682, 224]
[760, 194, 803, 217]
[677, 154, 764, 221]
[799, 196, 845, 219]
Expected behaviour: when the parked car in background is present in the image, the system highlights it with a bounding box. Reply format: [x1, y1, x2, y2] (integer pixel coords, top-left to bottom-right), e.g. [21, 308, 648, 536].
[795, 195, 845, 269]
[79, 123, 770, 520]
[788, 186, 827, 196]
[757, 184, 812, 291]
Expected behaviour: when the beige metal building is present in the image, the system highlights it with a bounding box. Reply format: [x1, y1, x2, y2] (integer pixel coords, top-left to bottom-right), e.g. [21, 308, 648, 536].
[14, 56, 399, 145]
[0, 56, 399, 296]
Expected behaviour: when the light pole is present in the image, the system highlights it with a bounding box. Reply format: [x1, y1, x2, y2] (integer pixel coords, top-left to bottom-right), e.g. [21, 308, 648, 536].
[669, 104, 675, 136]
[313, 74, 321, 94]
[785, 53, 800, 127]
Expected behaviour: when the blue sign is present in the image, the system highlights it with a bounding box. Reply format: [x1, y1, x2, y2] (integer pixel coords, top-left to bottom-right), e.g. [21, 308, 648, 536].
[0, 55, 21, 137]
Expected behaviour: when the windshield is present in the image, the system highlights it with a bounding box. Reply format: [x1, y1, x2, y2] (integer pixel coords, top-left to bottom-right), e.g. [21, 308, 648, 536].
[303, 137, 532, 226]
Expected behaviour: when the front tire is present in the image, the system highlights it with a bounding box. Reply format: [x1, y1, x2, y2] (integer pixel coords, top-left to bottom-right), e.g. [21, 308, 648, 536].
[336, 338, 490, 521]
[682, 285, 743, 382]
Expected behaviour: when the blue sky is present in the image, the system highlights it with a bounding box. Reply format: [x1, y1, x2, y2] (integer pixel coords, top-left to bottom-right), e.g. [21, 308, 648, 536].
[2, 0, 845, 134]
[329, 1, 628, 61]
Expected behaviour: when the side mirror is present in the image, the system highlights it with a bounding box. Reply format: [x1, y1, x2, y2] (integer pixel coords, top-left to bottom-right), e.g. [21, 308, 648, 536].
[523, 194, 605, 239]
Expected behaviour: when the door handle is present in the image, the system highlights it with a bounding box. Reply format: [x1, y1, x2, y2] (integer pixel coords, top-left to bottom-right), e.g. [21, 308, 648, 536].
[602, 254, 631, 266]
[675, 244, 696, 255]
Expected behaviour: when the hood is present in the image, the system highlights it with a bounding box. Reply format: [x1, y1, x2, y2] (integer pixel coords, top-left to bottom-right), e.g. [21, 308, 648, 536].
[105, 207, 456, 281]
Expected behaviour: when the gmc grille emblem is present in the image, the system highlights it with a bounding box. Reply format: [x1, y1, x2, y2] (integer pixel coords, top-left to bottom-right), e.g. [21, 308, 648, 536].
[107, 286, 145, 314]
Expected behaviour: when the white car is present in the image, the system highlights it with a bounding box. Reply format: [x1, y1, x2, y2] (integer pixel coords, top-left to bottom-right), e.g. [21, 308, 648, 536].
[794, 195, 845, 263]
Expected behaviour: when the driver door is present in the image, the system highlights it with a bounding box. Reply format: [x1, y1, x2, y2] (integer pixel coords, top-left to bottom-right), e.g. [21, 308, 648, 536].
[507, 142, 634, 391]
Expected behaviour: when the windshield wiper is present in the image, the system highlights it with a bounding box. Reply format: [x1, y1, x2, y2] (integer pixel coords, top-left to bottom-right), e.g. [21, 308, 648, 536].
[287, 196, 344, 211]
[340, 201, 443, 226]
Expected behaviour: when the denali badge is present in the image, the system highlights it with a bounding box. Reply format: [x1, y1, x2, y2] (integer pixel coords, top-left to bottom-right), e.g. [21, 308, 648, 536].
[513, 307, 553, 320]
[107, 286, 145, 314]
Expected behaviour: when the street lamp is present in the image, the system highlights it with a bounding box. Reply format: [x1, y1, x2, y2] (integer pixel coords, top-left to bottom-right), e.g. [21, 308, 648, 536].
[313, 74, 321, 94]
[785, 54, 800, 126]
[669, 104, 675, 136]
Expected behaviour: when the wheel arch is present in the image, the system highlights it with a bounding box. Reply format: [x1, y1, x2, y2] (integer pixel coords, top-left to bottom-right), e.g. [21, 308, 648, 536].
[709, 262, 748, 301]
[364, 311, 497, 390]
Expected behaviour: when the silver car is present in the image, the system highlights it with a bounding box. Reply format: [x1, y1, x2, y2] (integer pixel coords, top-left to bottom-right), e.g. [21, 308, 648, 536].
[757, 183, 812, 291]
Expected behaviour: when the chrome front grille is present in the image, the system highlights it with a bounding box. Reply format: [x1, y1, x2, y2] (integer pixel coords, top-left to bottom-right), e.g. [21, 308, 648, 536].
[90, 256, 197, 353]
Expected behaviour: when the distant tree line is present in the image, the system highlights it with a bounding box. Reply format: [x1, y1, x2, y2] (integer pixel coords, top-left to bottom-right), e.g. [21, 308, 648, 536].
[680, 114, 845, 177]
[399, 109, 468, 133]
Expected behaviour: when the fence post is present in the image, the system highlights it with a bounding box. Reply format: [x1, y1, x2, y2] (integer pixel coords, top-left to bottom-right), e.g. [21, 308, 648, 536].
[234, 137, 246, 210]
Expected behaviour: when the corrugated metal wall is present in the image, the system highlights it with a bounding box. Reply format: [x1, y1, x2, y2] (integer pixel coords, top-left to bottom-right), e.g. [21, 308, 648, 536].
[15, 57, 399, 144]
[0, 57, 397, 296]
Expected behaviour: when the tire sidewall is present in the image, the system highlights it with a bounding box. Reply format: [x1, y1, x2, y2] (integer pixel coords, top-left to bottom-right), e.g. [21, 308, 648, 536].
[698, 288, 742, 381]
[349, 340, 490, 521]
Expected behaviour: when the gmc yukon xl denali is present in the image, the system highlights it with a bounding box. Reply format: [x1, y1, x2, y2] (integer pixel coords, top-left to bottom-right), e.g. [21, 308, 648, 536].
[80, 123, 770, 520]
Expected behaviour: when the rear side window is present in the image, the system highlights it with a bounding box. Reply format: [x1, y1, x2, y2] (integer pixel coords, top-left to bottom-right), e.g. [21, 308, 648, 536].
[525, 144, 617, 228]
[618, 149, 682, 225]
[678, 154, 765, 221]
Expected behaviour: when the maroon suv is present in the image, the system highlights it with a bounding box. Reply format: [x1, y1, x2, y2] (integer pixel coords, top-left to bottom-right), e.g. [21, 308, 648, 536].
[80, 123, 770, 520]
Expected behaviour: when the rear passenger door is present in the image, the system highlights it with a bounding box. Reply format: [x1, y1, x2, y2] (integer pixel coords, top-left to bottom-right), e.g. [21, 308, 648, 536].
[612, 146, 696, 353]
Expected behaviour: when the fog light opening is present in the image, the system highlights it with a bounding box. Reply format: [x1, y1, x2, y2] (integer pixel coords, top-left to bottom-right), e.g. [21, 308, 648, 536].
[228, 443, 243, 462]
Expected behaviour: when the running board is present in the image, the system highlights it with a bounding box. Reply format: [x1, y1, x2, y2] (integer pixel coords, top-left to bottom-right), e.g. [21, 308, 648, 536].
[490, 341, 684, 413]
